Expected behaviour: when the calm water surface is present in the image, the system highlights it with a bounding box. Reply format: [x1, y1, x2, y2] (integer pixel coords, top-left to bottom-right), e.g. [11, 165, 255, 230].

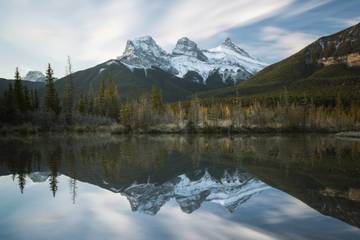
[0, 134, 360, 240]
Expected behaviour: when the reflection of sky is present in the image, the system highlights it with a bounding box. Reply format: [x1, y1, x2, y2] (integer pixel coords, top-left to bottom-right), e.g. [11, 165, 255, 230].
[1, 175, 359, 240]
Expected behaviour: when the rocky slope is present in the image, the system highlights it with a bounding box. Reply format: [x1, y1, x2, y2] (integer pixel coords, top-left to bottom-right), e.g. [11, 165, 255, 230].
[199, 22, 360, 100]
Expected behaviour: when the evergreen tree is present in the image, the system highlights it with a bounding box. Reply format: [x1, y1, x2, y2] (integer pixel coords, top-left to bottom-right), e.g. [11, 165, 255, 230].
[105, 78, 119, 118]
[13, 67, 24, 112]
[23, 86, 31, 112]
[30, 89, 40, 111]
[151, 86, 163, 114]
[63, 57, 74, 123]
[5, 83, 15, 115]
[78, 95, 87, 114]
[44, 64, 61, 115]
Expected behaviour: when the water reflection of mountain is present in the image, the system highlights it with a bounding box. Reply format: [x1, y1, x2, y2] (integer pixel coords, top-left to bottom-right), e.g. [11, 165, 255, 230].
[123, 170, 269, 215]
[0, 135, 359, 227]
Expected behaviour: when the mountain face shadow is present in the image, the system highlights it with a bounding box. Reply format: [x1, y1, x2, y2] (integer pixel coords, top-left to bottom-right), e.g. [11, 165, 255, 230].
[0, 134, 359, 227]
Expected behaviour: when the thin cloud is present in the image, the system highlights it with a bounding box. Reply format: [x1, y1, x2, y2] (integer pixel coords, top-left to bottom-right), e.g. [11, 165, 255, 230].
[0, 0, 358, 78]
[153, 0, 294, 47]
[327, 17, 360, 28]
[282, 0, 332, 18]
[255, 26, 318, 61]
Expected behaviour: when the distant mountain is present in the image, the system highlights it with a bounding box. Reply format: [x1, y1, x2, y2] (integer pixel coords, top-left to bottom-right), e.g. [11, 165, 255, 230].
[0, 78, 44, 96]
[23, 71, 46, 82]
[201, 23, 360, 100]
[118, 36, 266, 84]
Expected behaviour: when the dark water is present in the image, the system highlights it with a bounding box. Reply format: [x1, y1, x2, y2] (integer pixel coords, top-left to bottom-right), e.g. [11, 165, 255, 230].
[0, 134, 360, 240]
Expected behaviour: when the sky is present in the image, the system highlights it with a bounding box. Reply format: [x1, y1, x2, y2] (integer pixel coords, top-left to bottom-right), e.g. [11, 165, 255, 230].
[0, 0, 359, 79]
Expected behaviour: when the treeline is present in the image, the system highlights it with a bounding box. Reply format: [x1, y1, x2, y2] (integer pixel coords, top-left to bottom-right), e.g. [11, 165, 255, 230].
[115, 93, 360, 133]
[0, 67, 40, 122]
[0, 63, 359, 133]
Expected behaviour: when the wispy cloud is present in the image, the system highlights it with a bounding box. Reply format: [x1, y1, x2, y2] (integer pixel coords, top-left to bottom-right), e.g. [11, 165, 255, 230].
[153, 0, 294, 46]
[282, 0, 332, 18]
[254, 26, 318, 61]
[327, 17, 360, 28]
[0, 0, 358, 78]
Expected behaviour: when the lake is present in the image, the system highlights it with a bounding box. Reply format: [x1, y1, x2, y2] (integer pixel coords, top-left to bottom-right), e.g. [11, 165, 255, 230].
[0, 134, 360, 240]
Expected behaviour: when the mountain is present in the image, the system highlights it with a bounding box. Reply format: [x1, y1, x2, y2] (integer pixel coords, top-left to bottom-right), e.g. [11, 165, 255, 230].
[200, 23, 360, 101]
[0, 36, 265, 102]
[24, 71, 46, 82]
[54, 59, 214, 102]
[118, 36, 267, 84]
[52, 36, 265, 102]
[0, 78, 44, 96]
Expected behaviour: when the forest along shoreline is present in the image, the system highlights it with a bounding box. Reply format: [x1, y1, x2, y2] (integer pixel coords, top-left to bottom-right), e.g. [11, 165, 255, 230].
[1, 65, 360, 135]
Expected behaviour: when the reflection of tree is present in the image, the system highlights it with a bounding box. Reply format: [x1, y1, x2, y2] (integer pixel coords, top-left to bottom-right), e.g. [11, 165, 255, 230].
[17, 173, 26, 194]
[1, 135, 360, 227]
[47, 146, 61, 198]
[69, 178, 77, 204]
[49, 174, 58, 197]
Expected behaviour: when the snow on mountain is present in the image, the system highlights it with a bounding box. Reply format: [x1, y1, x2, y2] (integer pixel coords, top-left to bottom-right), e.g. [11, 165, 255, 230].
[118, 36, 267, 84]
[172, 37, 208, 61]
[122, 170, 270, 215]
[120, 36, 178, 74]
[24, 71, 46, 82]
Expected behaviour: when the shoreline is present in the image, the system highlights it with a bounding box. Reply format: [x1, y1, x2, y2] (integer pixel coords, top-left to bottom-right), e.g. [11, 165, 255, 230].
[0, 123, 358, 136]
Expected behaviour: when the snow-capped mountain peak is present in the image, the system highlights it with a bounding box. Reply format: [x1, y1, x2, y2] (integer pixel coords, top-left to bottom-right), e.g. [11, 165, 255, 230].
[118, 36, 178, 74]
[172, 37, 208, 61]
[23, 71, 46, 82]
[117, 36, 267, 84]
[221, 37, 252, 58]
[122, 36, 167, 60]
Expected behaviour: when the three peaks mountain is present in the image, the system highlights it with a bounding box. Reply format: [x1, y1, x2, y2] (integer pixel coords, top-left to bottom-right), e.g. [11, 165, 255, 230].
[118, 36, 266, 84]
[52, 36, 267, 102]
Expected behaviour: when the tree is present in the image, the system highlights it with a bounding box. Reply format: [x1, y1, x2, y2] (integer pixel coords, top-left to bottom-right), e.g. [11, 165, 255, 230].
[44, 64, 61, 115]
[105, 78, 119, 118]
[63, 56, 74, 123]
[4, 82, 15, 115]
[23, 86, 32, 112]
[30, 89, 39, 111]
[151, 86, 163, 114]
[13, 67, 24, 112]
[78, 95, 87, 114]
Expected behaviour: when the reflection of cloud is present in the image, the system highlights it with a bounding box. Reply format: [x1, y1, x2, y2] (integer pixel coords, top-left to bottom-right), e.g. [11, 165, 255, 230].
[2, 175, 360, 240]
[159, 202, 279, 240]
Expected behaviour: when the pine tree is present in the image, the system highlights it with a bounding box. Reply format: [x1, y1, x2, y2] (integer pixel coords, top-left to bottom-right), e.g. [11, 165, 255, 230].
[5, 82, 15, 115]
[13, 67, 24, 112]
[78, 95, 86, 114]
[151, 86, 163, 114]
[105, 78, 119, 118]
[44, 64, 61, 115]
[63, 56, 74, 123]
[23, 86, 31, 112]
[30, 89, 39, 111]
[95, 80, 106, 115]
